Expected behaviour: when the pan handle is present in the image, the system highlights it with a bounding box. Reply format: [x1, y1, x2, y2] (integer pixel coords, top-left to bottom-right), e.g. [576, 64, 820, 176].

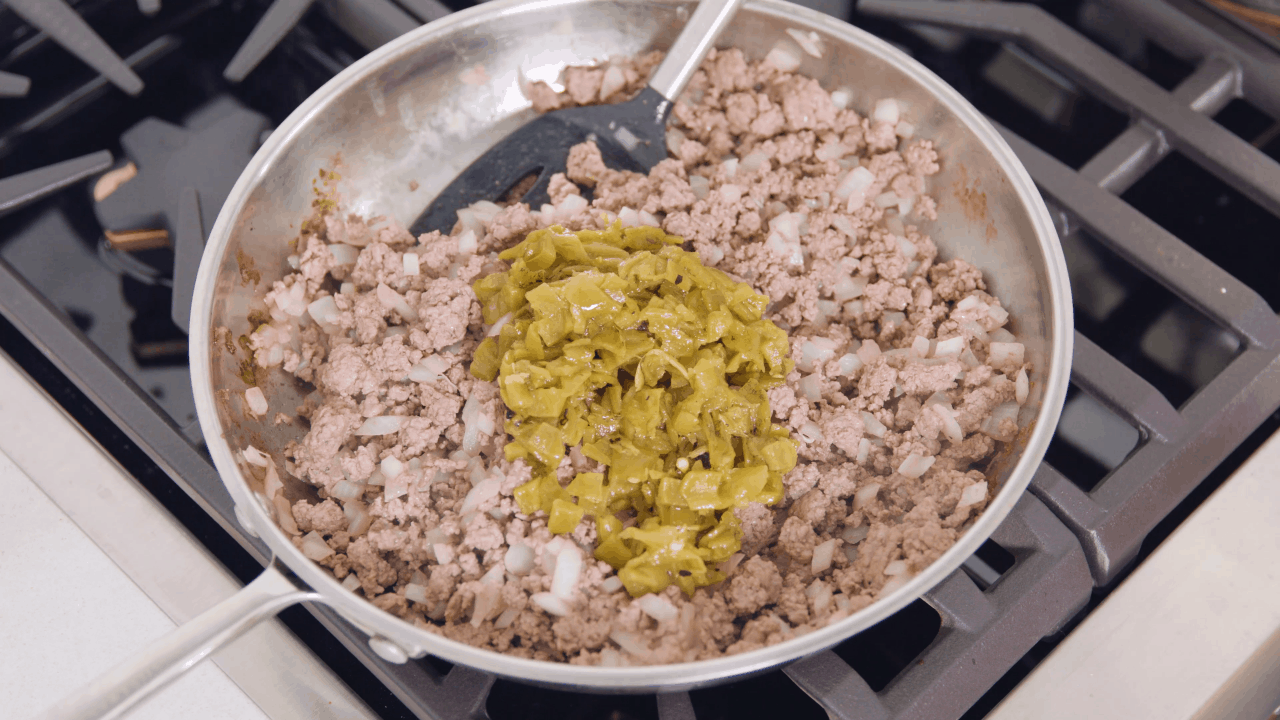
[39, 559, 323, 720]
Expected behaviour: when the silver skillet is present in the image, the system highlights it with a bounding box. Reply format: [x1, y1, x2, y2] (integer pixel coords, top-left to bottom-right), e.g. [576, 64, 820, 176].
[43, 0, 1071, 717]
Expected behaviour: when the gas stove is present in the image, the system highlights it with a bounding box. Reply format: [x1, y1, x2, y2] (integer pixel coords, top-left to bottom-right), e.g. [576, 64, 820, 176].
[3, 1, 1280, 718]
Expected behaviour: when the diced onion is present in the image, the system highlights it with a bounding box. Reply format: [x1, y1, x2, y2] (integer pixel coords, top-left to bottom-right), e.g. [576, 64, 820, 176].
[799, 374, 824, 402]
[637, 593, 678, 622]
[341, 574, 361, 592]
[798, 337, 838, 372]
[981, 402, 1020, 442]
[300, 531, 333, 561]
[988, 305, 1010, 327]
[884, 560, 909, 576]
[786, 28, 824, 58]
[873, 98, 900, 125]
[855, 437, 870, 465]
[328, 243, 359, 265]
[841, 524, 869, 545]
[835, 167, 875, 210]
[831, 275, 867, 302]
[812, 538, 839, 573]
[835, 353, 863, 377]
[331, 480, 364, 501]
[610, 630, 650, 657]
[830, 89, 852, 109]
[990, 327, 1016, 344]
[601, 576, 624, 593]
[875, 191, 899, 208]
[797, 421, 823, 444]
[765, 44, 801, 72]
[854, 482, 881, 509]
[402, 253, 420, 276]
[1016, 367, 1029, 405]
[856, 339, 882, 365]
[307, 295, 340, 331]
[879, 575, 909, 597]
[910, 335, 931, 358]
[357, 416, 403, 436]
[531, 591, 570, 616]
[689, 174, 710, 200]
[505, 543, 535, 574]
[934, 336, 966, 358]
[860, 411, 887, 437]
[460, 477, 501, 515]
[958, 481, 988, 508]
[897, 453, 935, 479]
[933, 404, 964, 444]
[433, 543, 455, 565]
[815, 142, 848, 162]
[494, 607, 520, 629]
[988, 342, 1025, 371]
[960, 321, 989, 342]
[404, 583, 429, 605]
[242, 445, 269, 467]
[245, 387, 268, 416]
[741, 151, 770, 173]
[344, 501, 372, 536]
[600, 65, 625, 100]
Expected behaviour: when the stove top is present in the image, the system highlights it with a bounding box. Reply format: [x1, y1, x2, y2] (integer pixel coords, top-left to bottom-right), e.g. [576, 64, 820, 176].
[3, 1, 1279, 718]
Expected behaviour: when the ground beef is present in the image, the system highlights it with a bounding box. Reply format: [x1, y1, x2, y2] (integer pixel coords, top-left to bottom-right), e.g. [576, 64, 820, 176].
[243, 48, 1028, 666]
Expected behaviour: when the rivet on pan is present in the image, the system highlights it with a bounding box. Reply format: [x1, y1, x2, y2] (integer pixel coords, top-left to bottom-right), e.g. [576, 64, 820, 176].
[233, 503, 259, 538]
[369, 636, 410, 664]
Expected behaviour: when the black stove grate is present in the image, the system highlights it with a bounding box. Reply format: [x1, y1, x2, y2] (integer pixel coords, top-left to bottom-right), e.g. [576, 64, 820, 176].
[1, 1, 1279, 719]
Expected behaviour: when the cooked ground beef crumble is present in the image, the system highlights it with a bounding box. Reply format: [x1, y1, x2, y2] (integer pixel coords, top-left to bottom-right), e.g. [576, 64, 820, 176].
[239, 48, 1029, 665]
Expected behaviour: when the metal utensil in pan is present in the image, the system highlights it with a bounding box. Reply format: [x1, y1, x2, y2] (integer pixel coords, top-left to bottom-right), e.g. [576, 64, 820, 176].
[42, 1, 1072, 717]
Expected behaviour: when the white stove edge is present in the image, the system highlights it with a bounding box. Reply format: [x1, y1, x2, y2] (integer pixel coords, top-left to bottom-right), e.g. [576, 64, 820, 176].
[989, 428, 1280, 720]
[0, 349, 378, 720]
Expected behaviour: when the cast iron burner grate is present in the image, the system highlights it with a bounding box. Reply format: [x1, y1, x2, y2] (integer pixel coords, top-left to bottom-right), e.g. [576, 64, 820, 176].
[1, 1, 1279, 719]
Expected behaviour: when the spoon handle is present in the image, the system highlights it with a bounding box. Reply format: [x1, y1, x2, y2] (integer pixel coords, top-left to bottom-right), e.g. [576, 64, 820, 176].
[648, 0, 747, 102]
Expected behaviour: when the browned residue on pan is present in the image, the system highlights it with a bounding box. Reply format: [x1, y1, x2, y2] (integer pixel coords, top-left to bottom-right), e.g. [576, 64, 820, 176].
[955, 166, 989, 229]
[236, 248, 261, 286]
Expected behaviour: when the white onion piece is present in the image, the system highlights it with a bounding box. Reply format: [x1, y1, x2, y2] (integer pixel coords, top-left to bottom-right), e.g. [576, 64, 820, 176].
[860, 411, 887, 437]
[331, 480, 364, 501]
[884, 560, 909, 577]
[830, 88, 852, 108]
[638, 210, 659, 227]
[433, 543, 456, 565]
[855, 437, 871, 465]
[831, 215, 856, 237]
[471, 583, 502, 627]
[600, 576, 624, 593]
[797, 421, 823, 444]
[895, 120, 916, 138]
[897, 453, 935, 479]
[558, 194, 589, 220]
[988, 305, 1010, 327]
[835, 166, 874, 208]
[377, 283, 420, 322]
[831, 275, 867, 302]
[933, 405, 965, 444]
[765, 44, 801, 72]
[404, 583, 429, 605]
[328, 243, 359, 265]
[531, 592, 570, 616]
[365, 469, 386, 486]
[835, 353, 863, 377]
[242, 445, 269, 467]
[402, 253, 420, 276]
[841, 524, 869, 545]
[689, 174, 710, 200]
[550, 546, 582, 600]
[344, 501, 372, 536]
[357, 416, 403, 436]
[380, 457, 403, 480]
[957, 295, 981, 311]
[456, 208, 484, 237]
[959, 348, 981, 369]
[341, 574, 361, 592]
[460, 477, 501, 516]
[934, 336, 966, 358]
[340, 282, 355, 296]
[798, 337, 838, 372]
[636, 593, 678, 622]
[988, 342, 1025, 370]
[854, 482, 881, 509]
[897, 235, 918, 260]
[958, 481, 988, 508]
[856, 339, 882, 365]
[600, 65, 625, 100]
[494, 607, 520, 629]
[786, 28, 824, 57]
[665, 127, 686, 157]
[300, 531, 333, 561]
[307, 295, 340, 329]
[799, 374, 824, 402]
[910, 335, 931, 358]
[505, 543, 535, 574]
[244, 387, 268, 416]
[610, 630, 649, 657]
[273, 493, 298, 535]
[981, 402, 1020, 442]
[811, 538, 839, 573]
[1016, 367, 1029, 405]
[456, 229, 478, 255]
[989, 328, 1016, 345]
[815, 142, 848, 162]
[875, 191, 899, 208]
[873, 98, 900, 125]
[879, 575, 909, 598]
[742, 151, 771, 174]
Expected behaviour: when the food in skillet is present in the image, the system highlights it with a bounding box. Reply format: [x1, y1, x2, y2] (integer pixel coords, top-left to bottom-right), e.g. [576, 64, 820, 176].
[237, 48, 1028, 664]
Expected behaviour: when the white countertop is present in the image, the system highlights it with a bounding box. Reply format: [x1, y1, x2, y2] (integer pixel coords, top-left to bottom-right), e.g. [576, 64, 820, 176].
[0, 351, 377, 720]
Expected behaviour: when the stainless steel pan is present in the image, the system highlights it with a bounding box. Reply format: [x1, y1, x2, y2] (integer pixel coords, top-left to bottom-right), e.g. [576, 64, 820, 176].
[42, 1, 1071, 717]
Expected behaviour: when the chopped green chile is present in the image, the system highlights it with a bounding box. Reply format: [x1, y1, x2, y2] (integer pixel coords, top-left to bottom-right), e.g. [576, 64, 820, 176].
[472, 223, 796, 597]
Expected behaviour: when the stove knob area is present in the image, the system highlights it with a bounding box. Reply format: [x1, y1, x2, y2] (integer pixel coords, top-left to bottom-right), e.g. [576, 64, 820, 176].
[368, 636, 410, 664]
